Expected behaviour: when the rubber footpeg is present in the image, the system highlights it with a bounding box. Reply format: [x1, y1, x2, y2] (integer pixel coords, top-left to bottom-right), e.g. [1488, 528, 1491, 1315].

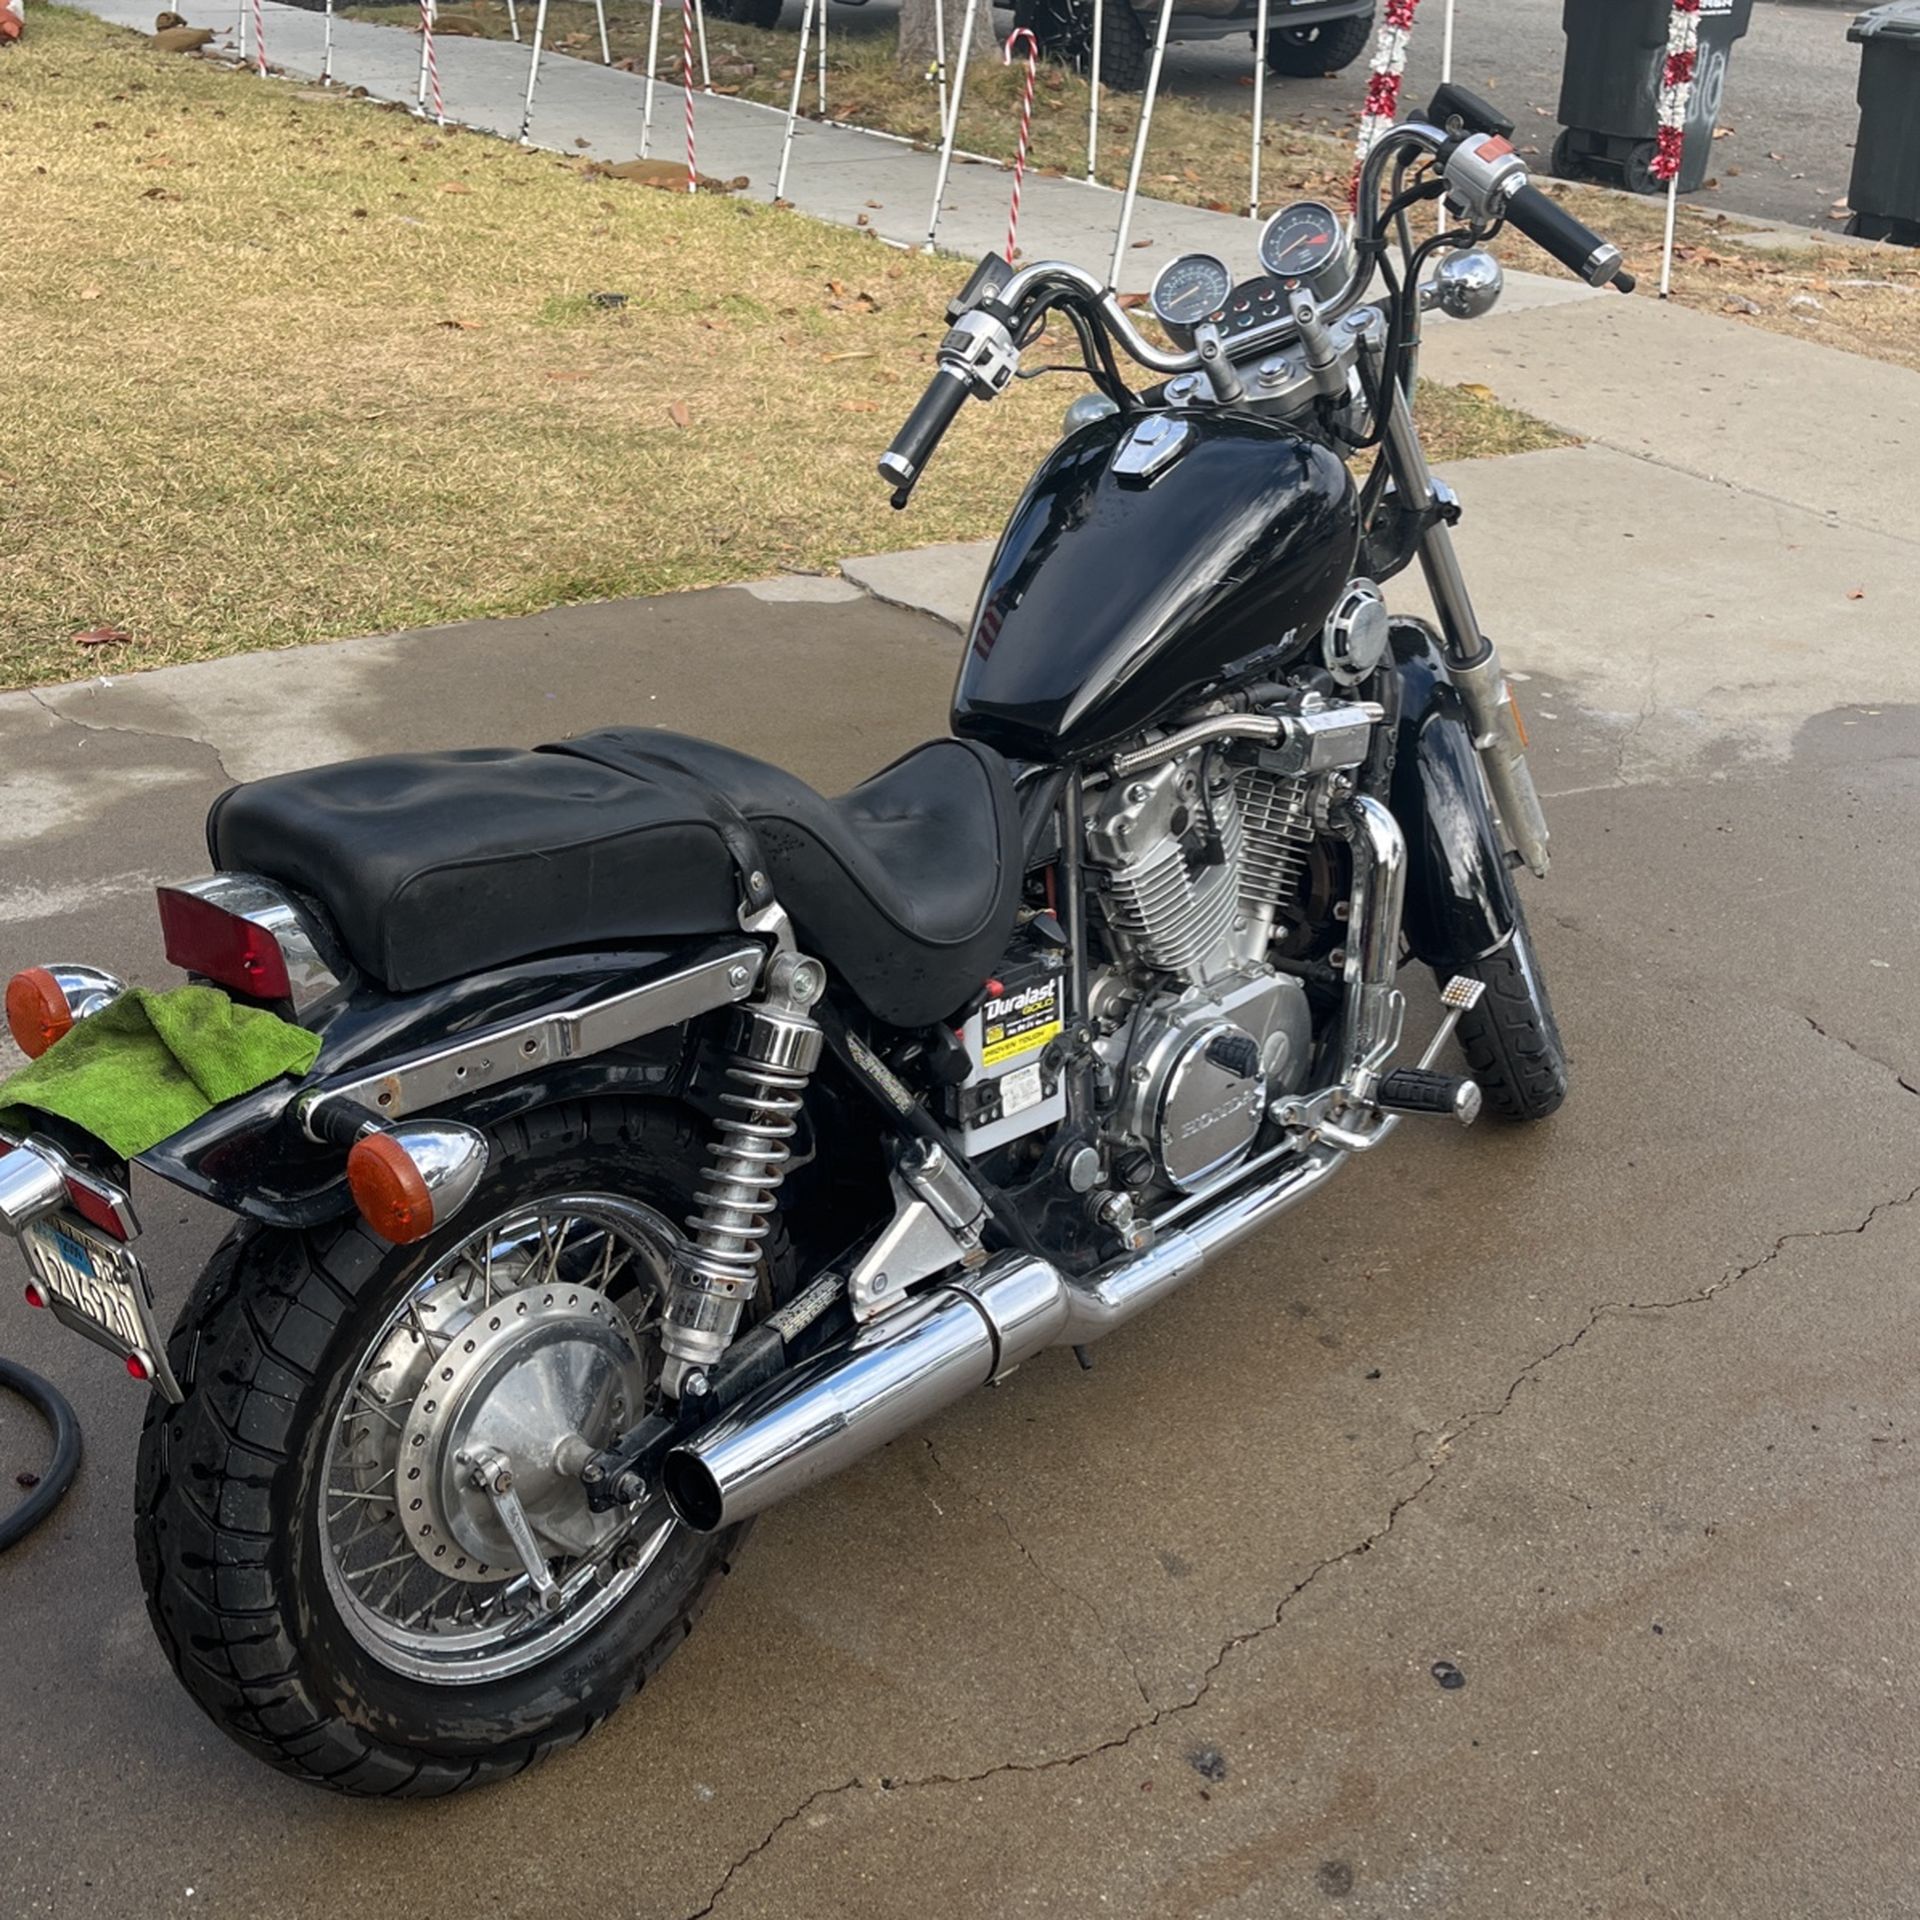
[1376, 1067, 1482, 1126]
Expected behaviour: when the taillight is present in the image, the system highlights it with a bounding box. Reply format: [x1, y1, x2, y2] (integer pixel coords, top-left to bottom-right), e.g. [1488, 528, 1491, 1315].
[63, 1173, 134, 1241]
[157, 887, 293, 1001]
[6, 968, 74, 1059]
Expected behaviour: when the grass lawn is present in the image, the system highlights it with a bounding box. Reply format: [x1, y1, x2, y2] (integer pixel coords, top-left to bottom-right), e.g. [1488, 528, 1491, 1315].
[1, 6, 1560, 691]
[417, 0, 1920, 374]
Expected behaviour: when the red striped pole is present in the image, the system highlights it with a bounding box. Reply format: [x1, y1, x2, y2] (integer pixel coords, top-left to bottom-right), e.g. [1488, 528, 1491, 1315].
[249, 0, 265, 74]
[1002, 27, 1038, 263]
[682, 0, 696, 193]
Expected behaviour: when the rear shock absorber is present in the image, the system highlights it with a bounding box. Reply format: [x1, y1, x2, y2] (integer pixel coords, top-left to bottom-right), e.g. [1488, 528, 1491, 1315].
[661, 950, 827, 1396]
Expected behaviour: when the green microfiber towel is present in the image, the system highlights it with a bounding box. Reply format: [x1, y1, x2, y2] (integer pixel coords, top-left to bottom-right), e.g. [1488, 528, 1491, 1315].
[0, 985, 322, 1160]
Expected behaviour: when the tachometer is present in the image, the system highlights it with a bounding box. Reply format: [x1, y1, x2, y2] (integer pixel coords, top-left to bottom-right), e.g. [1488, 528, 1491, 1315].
[1148, 252, 1234, 333]
[1257, 201, 1351, 303]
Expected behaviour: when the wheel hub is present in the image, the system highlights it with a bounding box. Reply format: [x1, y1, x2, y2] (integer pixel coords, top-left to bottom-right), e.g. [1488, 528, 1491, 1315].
[397, 1283, 649, 1583]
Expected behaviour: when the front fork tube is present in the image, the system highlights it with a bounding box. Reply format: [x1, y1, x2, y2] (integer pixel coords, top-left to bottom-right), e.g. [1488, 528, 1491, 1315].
[1378, 377, 1552, 878]
[1337, 794, 1407, 1106]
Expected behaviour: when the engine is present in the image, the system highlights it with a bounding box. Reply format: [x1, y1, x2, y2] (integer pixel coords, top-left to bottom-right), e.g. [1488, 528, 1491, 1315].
[1082, 726, 1340, 1194]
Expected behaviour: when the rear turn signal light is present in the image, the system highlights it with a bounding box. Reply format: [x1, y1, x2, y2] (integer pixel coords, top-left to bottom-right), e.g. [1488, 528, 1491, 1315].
[345, 1123, 489, 1248]
[63, 1174, 134, 1242]
[6, 968, 73, 1060]
[156, 887, 293, 1002]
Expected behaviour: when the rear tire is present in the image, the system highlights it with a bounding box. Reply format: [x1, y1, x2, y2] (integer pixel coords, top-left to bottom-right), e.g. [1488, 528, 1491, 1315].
[1443, 896, 1568, 1122]
[1263, 11, 1375, 77]
[133, 1100, 793, 1795]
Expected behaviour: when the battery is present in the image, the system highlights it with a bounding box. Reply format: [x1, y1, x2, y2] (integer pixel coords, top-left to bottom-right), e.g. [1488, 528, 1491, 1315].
[949, 945, 1070, 1156]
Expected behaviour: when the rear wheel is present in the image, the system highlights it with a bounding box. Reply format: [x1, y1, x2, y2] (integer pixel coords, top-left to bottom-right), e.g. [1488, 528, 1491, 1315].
[1263, 11, 1375, 77]
[1442, 896, 1569, 1122]
[133, 1100, 792, 1795]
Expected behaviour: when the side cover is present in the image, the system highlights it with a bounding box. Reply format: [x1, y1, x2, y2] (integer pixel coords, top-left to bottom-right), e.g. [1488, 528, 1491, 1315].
[953, 409, 1360, 763]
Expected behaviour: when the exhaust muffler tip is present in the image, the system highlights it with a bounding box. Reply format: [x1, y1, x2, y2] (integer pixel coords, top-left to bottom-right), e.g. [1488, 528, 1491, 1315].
[661, 1450, 728, 1534]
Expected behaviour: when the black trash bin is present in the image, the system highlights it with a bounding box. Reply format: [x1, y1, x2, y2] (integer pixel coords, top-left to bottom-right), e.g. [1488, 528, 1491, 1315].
[1846, 3, 1920, 244]
[1552, 0, 1755, 196]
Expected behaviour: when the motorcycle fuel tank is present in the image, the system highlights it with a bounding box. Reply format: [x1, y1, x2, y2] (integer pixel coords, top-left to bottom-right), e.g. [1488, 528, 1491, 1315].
[952, 408, 1360, 762]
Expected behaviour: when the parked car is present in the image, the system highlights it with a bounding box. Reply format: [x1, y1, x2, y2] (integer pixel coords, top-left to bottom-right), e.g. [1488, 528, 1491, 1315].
[704, 0, 1377, 94]
[1015, 0, 1375, 90]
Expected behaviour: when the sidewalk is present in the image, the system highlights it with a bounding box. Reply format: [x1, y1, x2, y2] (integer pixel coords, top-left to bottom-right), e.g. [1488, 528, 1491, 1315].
[60, 0, 1596, 305]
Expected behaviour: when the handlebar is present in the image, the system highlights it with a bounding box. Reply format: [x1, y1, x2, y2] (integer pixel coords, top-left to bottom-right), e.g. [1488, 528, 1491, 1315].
[878, 365, 971, 499]
[1502, 182, 1635, 292]
[879, 120, 1634, 497]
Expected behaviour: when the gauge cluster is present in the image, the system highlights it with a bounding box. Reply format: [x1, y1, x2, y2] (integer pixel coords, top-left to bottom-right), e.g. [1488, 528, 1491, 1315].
[1147, 200, 1355, 359]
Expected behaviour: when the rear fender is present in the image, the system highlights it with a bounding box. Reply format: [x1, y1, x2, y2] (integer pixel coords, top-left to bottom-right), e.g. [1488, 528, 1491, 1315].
[135, 940, 763, 1229]
[1387, 617, 1524, 970]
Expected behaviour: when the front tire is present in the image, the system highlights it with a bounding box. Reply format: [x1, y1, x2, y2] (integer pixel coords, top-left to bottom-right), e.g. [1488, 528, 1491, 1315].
[133, 1100, 790, 1795]
[1442, 896, 1569, 1122]
[1263, 11, 1375, 77]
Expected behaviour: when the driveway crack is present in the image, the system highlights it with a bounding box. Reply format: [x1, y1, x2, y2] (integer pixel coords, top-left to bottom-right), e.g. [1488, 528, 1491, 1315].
[675, 1175, 1920, 1917]
[1802, 1013, 1920, 1098]
[23, 687, 236, 787]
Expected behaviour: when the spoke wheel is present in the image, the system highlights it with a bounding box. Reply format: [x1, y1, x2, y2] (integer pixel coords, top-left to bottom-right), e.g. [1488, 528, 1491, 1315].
[319, 1196, 679, 1685]
[135, 1100, 796, 1795]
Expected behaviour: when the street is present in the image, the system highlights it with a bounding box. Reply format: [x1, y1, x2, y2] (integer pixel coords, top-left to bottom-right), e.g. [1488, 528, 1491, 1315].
[788, 0, 1869, 230]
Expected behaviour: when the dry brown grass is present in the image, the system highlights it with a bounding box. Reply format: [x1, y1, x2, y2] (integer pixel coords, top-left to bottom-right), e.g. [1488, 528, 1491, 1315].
[0, 6, 1560, 690]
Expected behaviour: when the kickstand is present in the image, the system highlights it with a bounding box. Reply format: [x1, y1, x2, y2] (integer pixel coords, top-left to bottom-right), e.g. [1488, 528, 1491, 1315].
[1073, 1344, 1096, 1372]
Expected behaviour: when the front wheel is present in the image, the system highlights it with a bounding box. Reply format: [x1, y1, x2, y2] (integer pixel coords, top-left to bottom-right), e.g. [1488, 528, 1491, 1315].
[133, 1101, 791, 1795]
[1441, 895, 1569, 1122]
[1263, 11, 1375, 77]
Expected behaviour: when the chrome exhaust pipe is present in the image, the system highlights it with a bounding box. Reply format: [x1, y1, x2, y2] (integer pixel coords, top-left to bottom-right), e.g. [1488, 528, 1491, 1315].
[663, 1142, 1354, 1533]
[661, 1252, 1068, 1531]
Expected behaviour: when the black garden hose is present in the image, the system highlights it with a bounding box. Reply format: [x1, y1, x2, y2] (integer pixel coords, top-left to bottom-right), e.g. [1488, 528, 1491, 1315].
[0, 1356, 82, 1551]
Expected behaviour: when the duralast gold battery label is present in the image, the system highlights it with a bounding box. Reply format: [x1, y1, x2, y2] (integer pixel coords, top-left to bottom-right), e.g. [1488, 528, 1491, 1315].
[979, 980, 1061, 1069]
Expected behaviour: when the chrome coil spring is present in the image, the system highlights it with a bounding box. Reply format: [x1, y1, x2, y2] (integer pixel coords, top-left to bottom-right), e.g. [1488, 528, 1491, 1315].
[682, 1041, 813, 1290]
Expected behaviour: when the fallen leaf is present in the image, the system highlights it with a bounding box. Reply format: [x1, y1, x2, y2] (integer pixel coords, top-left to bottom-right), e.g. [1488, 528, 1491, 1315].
[1458, 382, 1497, 402]
[823, 349, 875, 362]
[1846, 587, 1867, 601]
[78, 285, 103, 301]
[1712, 126, 1731, 140]
[668, 399, 692, 428]
[840, 400, 879, 413]
[438, 179, 471, 194]
[74, 626, 134, 647]
[436, 316, 481, 329]
[1130, 237, 1153, 249]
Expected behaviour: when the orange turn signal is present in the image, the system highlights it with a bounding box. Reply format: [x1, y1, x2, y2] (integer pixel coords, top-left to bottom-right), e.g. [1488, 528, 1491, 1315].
[6, 968, 73, 1061]
[347, 1133, 437, 1246]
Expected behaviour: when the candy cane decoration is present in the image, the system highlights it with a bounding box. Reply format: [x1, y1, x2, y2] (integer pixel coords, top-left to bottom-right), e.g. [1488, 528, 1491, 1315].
[1002, 27, 1039, 262]
[248, 0, 265, 75]
[683, 0, 697, 193]
[1655, 0, 1702, 298]
[1349, 0, 1422, 207]
[417, 0, 444, 124]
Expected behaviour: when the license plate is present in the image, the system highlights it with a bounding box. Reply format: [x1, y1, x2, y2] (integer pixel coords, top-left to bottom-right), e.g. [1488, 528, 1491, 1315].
[22, 1213, 182, 1401]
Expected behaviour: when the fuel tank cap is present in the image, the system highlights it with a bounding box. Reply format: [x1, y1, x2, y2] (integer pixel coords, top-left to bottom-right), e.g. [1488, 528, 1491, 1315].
[1111, 414, 1192, 484]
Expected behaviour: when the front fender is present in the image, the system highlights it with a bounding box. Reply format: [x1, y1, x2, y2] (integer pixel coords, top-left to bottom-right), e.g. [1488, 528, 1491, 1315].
[1387, 618, 1524, 970]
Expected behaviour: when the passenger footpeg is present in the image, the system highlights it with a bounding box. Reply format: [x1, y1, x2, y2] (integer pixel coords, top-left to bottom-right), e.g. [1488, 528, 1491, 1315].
[1374, 1067, 1481, 1126]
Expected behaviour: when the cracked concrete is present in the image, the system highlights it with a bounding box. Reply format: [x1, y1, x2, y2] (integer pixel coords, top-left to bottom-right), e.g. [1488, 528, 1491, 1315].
[6, 561, 1920, 1917]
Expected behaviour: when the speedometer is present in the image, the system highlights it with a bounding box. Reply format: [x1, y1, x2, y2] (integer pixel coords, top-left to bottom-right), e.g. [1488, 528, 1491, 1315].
[1148, 252, 1233, 333]
[1257, 200, 1352, 302]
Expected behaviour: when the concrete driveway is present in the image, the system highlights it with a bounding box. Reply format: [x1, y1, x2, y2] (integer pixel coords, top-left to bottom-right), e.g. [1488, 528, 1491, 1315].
[3, 514, 1919, 1915]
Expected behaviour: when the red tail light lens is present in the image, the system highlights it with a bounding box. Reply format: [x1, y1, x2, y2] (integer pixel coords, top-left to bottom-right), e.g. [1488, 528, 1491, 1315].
[156, 887, 293, 1001]
[6, 968, 74, 1059]
[63, 1175, 132, 1241]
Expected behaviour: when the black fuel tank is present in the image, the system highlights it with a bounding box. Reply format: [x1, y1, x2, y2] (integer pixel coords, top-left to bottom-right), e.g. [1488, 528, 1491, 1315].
[952, 408, 1360, 763]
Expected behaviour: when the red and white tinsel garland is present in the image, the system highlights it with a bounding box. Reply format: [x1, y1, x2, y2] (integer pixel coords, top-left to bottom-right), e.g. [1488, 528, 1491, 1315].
[1349, 0, 1424, 206]
[1652, 0, 1702, 182]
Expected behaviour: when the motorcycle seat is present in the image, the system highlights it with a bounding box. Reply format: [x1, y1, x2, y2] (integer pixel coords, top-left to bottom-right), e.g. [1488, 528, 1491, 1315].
[205, 728, 1024, 1031]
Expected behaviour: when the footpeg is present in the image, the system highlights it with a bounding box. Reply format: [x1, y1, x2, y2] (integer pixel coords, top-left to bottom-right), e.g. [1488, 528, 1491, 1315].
[1375, 1067, 1482, 1126]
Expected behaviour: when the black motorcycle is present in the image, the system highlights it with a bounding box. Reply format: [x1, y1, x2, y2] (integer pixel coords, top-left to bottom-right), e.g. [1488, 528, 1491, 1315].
[0, 92, 1629, 1793]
